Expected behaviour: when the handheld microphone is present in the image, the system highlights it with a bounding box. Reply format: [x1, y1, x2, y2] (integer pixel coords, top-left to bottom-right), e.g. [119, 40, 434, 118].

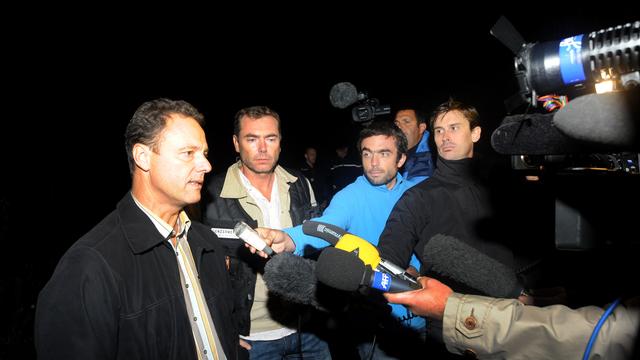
[262, 253, 325, 310]
[316, 247, 421, 293]
[233, 221, 275, 256]
[302, 221, 418, 284]
[423, 234, 522, 298]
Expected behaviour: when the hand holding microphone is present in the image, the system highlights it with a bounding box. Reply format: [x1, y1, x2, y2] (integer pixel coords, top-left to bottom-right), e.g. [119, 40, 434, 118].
[233, 221, 277, 257]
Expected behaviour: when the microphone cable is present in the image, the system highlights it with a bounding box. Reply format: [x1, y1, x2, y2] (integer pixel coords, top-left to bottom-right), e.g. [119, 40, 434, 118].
[582, 297, 622, 360]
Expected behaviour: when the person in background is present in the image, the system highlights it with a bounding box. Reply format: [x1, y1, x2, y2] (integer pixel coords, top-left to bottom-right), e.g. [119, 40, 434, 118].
[394, 107, 434, 183]
[300, 146, 330, 211]
[327, 142, 362, 198]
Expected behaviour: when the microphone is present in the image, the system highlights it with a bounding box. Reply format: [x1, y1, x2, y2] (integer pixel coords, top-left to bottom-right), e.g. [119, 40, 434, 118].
[490, 112, 584, 155]
[302, 221, 418, 284]
[233, 221, 275, 256]
[329, 82, 361, 109]
[423, 234, 522, 298]
[301, 220, 345, 245]
[553, 91, 640, 150]
[316, 247, 421, 293]
[262, 253, 324, 310]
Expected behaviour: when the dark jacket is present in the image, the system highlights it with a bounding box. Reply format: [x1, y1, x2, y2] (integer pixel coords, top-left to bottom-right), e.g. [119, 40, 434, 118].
[402, 131, 435, 182]
[203, 164, 319, 335]
[35, 193, 239, 360]
[378, 156, 515, 294]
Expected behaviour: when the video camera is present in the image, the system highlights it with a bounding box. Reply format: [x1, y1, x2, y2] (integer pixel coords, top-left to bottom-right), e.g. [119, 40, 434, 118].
[490, 18, 639, 170]
[490, 18, 640, 250]
[329, 82, 391, 123]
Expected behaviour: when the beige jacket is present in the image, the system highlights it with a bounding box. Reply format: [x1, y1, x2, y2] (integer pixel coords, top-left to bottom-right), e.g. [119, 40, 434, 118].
[443, 293, 640, 359]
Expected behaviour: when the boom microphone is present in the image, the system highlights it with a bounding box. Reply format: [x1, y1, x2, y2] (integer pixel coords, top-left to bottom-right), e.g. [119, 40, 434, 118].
[263, 253, 324, 310]
[329, 82, 361, 109]
[316, 247, 421, 293]
[553, 91, 640, 150]
[423, 234, 522, 298]
[490, 112, 584, 155]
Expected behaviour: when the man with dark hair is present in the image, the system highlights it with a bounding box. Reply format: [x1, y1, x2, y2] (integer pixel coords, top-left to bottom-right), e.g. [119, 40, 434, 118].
[202, 106, 330, 359]
[35, 98, 239, 359]
[257, 121, 428, 359]
[394, 107, 434, 183]
[379, 98, 518, 298]
[300, 146, 330, 210]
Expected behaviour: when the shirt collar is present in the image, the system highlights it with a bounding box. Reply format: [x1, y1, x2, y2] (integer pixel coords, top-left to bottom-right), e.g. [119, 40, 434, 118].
[131, 194, 191, 240]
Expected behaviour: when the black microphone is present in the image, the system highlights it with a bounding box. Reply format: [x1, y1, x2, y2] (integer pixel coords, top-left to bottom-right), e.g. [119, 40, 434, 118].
[302, 221, 418, 285]
[491, 113, 585, 155]
[329, 82, 361, 109]
[553, 91, 640, 150]
[316, 247, 421, 293]
[263, 253, 325, 310]
[423, 234, 522, 298]
[301, 220, 344, 245]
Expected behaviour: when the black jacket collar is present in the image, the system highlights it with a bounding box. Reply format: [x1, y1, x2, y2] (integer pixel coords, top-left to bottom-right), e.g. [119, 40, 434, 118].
[117, 193, 214, 255]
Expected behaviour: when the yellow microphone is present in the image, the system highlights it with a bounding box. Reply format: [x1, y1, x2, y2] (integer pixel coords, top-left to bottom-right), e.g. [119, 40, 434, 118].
[335, 234, 381, 268]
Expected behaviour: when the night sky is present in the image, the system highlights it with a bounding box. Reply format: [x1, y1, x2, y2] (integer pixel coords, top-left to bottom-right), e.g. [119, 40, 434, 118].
[2, 8, 637, 356]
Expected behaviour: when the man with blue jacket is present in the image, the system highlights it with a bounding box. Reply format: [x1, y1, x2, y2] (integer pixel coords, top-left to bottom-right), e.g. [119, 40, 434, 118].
[394, 107, 435, 183]
[259, 121, 427, 359]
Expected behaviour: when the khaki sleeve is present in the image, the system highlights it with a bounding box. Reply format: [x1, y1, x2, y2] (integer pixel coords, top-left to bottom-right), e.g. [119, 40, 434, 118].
[442, 293, 639, 359]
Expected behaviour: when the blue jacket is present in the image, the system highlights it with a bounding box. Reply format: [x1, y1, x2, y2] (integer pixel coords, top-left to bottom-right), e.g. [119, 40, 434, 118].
[284, 174, 425, 330]
[402, 131, 434, 184]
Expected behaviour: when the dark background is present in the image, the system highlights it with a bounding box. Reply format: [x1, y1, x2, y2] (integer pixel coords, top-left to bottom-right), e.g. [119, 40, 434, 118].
[2, 8, 637, 358]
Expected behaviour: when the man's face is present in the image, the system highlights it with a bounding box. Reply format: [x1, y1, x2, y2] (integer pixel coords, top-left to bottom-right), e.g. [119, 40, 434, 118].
[305, 148, 317, 165]
[394, 109, 427, 149]
[147, 114, 212, 208]
[432, 110, 481, 161]
[361, 135, 406, 189]
[233, 115, 281, 175]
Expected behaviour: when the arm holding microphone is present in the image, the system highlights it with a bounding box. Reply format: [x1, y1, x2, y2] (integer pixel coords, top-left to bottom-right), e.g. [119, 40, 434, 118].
[383, 234, 640, 359]
[386, 281, 640, 359]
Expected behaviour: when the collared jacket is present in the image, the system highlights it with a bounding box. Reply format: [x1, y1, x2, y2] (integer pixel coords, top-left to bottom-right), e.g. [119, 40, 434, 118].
[443, 293, 640, 359]
[202, 162, 319, 335]
[35, 193, 239, 360]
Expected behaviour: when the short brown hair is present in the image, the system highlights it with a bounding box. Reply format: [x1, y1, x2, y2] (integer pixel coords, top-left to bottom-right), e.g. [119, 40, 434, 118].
[429, 98, 479, 131]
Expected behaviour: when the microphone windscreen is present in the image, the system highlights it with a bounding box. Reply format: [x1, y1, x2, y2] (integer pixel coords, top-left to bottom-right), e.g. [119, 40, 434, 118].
[491, 113, 583, 154]
[316, 247, 365, 292]
[301, 221, 345, 245]
[329, 82, 359, 109]
[263, 253, 318, 307]
[423, 234, 522, 298]
[554, 91, 640, 150]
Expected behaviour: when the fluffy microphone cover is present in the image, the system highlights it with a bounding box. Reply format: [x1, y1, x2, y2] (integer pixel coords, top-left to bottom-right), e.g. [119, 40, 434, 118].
[329, 82, 359, 109]
[423, 234, 522, 298]
[263, 253, 318, 307]
[554, 91, 639, 150]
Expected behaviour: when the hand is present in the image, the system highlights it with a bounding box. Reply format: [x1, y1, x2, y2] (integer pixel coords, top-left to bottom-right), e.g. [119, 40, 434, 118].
[405, 265, 419, 278]
[252, 228, 296, 255]
[239, 338, 251, 350]
[383, 276, 453, 320]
